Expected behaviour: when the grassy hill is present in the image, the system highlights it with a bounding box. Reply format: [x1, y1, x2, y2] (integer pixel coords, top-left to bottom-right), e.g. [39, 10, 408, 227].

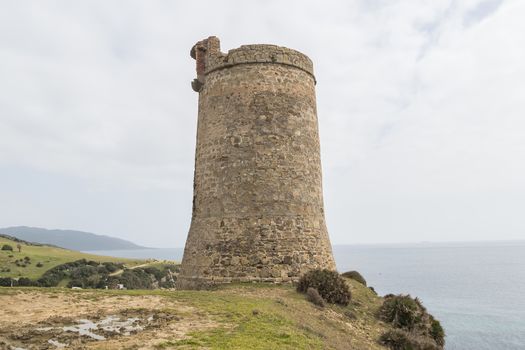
[0, 236, 143, 279]
[0, 280, 392, 349]
[0, 238, 444, 349]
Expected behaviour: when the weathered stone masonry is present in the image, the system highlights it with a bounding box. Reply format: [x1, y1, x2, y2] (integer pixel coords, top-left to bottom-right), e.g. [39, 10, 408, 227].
[177, 36, 336, 288]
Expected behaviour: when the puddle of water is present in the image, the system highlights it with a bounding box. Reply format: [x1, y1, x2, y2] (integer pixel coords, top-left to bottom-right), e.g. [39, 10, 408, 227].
[48, 339, 66, 348]
[63, 318, 106, 340]
[41, 314, 153, 345]
[97, 315, 144, 335]
[7, 313, 159, 349]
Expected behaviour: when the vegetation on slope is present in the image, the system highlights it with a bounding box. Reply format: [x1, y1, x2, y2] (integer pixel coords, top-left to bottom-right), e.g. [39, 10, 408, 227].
[341, 270, 367, 286]
[0, 269, 444, 349]
[0, 236, 142, 279]
[378, 294, 445, 349]
[297, 268, 352, 305]
[0, 279, 391, 349]
[0, 239, 445, 349]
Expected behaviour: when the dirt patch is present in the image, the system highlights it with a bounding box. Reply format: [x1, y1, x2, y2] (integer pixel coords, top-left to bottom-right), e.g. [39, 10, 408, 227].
[0, 291, 217, 349]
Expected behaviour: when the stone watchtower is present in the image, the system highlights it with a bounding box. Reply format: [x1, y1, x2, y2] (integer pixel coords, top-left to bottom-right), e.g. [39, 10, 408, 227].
[177, 37, 336, 288]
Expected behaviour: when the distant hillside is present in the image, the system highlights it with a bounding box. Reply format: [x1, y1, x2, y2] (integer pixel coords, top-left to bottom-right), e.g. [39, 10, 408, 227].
[0, 226, 147, 251]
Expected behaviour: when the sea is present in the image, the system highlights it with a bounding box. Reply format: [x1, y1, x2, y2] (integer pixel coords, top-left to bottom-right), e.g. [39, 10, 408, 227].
[85, 241, 525, 350]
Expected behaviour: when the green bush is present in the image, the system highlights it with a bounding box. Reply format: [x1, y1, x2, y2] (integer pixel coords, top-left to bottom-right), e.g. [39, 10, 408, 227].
[17, 277, 34, 286]
[378, 295, 445, 349]
[379, 329, 412, 349]
[306, 287, 325, 307]
[68, 273, 107, 289]
[144, 266, 163, 280]
[0, 277, 14, 286]
[37, 273, 64, 287]
[380, 329, 440, 350]
[70, 265, 98, 279]
[297, 269, 351, 306]
[430, 316, 445, 346]
[6, 258, 172, 290]
[108, 268, 154, 289]
[102, 262, 122, 273]
[379, 294, 425, 330]
[341, 270, 367, 286]
[37, 259, 90, 287]
[1, 244, 13, 251]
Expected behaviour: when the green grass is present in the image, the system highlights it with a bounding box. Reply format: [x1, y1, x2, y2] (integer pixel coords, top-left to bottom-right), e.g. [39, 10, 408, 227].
[0, 239, 397, 349]
[0, 236, 144, 279]
[0, 280, 391, 349]
[156, 293, 323, 349]
[151, 281, 386, 349]
[161, 289, 323, 349]
[161, 281, 386, 349]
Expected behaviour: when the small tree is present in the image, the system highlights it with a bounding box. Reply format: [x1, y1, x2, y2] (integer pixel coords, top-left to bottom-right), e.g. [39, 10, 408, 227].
[16, 243, 22, 252]
[1, 244, 13, 251]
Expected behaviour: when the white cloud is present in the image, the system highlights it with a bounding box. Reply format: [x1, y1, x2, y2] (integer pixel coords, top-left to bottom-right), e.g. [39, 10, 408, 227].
[0, 0, 523, 246]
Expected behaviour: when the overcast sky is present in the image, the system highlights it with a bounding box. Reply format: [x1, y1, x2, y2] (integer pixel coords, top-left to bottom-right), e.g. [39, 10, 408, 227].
[1, 0, 524, 247]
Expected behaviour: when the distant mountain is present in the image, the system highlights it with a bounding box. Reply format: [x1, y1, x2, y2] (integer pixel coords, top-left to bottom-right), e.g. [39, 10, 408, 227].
[0, 226, 148, 251]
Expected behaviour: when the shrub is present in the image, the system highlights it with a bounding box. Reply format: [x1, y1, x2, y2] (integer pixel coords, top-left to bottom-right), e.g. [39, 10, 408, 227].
[17, 277, 34, 286]
[379, 329, 412, 349]
[14, 259, 170, 290]
[378, 295, 445, 349]
[37, 274, 63, 287]
[341, 270, 367, 286]
[379, 294, 425, 330]
[0, 277, 14, 286]
[102, 262, 121, 273]
[430, 316, 445, 346]
[144, 266, 163, 280]
[1, 244, 13, 251]
[380, 329, 440, 350]
[37, 262, 72, 286]
[306, 287, 325, 307]
[108, 269, 154, 290]
[297, 269, 351, 306]
[68, 273, 106, 289]
[70, 265, 98, 279]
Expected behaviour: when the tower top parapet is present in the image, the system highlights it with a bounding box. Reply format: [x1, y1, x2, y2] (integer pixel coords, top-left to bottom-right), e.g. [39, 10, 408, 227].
[190, 36, 315, 92]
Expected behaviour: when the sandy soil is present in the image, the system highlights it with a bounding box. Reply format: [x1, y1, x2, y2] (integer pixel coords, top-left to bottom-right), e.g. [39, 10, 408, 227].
[0, 291, 217, 349]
